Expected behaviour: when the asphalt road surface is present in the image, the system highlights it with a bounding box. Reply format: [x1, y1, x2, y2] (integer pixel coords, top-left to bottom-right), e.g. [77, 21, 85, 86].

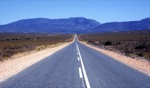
[0, 36, 150, 88]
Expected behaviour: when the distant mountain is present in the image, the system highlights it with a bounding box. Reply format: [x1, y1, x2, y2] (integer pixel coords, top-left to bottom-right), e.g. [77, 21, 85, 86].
[0, 17, 100, 33]
[0, 17, 150, 33]
[94, 18, 150, 32]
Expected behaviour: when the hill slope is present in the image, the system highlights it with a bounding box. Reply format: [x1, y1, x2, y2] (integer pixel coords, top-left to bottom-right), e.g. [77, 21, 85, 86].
[94, 18, 150, 32]
[0, 17, 150, 33]
[0, 17, 100, 33]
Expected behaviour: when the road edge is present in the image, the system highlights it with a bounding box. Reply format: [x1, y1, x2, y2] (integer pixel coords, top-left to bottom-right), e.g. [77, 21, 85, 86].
[0, 42, 72, 82]
[80, 42, 150, 76]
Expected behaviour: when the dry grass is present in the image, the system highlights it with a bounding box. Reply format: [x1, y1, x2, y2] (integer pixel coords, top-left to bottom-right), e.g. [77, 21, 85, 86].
[0, 33, 73, 61]
[79, 30, 150, 61]
[0, 42, 71, 82]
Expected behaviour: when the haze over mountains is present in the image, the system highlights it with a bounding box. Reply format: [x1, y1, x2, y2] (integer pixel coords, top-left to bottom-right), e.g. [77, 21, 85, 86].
[0, 17, 150, 33]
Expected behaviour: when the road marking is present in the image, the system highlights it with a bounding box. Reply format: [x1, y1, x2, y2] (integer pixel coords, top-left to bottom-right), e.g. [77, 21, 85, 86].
[76, 43, 91, 88]
[78, 57, 80, 61]
[79, 67, 83, 78]
[76, 44, 79, 51]
[76, 48, 78, 51]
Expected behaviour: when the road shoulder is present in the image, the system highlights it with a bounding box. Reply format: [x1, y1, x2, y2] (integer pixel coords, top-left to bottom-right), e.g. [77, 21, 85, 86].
[81, 42, 150, 76]
[0, 42, 72, 82]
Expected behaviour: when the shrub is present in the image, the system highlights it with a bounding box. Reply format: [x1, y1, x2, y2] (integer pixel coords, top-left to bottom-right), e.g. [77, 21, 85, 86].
[87, 40, 95, 44]
[6, 39, 9, 41]
[116, 42, 121, 45]
[135, 52, 143, 57]
[144, 52, 150, 59]
[104, 41, 112, 46]
[37, 38, 40, 39]
[26, 38, 30, 40]
[135, 44, 146, 49]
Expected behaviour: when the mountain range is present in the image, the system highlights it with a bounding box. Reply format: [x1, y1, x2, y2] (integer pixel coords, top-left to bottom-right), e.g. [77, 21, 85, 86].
[94, 18, 150, 32]
[0, 17, 150, 33]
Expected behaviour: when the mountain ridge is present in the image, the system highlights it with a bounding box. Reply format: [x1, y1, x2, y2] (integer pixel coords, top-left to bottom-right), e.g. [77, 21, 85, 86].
[0, 17, 100, 33]
[94, 18, 150, 32]
[0, 17, 150, 33]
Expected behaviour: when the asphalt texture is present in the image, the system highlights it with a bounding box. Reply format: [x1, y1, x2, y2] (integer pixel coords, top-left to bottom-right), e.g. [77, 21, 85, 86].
[0, 38, 150, 88]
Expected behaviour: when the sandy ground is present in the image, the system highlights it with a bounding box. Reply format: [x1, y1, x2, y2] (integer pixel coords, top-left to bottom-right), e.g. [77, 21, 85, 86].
[0, 42, 72, 82]
[82, 42, 150, 76]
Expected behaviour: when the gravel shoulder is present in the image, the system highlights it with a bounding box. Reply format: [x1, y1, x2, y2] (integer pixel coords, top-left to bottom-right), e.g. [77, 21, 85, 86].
[0, 42, 72, 82]
[82, 42, 150, 76]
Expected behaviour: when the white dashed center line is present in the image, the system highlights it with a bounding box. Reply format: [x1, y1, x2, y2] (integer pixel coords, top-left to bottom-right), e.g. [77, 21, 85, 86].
[78, 57, 80, 61]
[79, 67, 83, 78]
[76, 43, 91, 88]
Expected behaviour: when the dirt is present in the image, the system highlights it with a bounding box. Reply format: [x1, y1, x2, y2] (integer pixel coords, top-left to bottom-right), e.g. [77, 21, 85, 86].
[78, 31, 150, 59]
[0, 42, 72, 82]
[82, 42, 150, 76]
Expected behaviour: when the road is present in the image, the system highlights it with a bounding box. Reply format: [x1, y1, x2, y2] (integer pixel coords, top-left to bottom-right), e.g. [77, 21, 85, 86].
[0, 36, 150, 88]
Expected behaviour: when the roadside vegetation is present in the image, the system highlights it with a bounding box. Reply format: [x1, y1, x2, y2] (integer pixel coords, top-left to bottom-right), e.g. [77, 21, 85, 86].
[0, 33, 73, 61]
[78, 30, 150, 61]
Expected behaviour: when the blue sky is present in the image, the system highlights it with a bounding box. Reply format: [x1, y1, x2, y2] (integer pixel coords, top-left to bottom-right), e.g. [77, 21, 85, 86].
[0, 0, 150, 24]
